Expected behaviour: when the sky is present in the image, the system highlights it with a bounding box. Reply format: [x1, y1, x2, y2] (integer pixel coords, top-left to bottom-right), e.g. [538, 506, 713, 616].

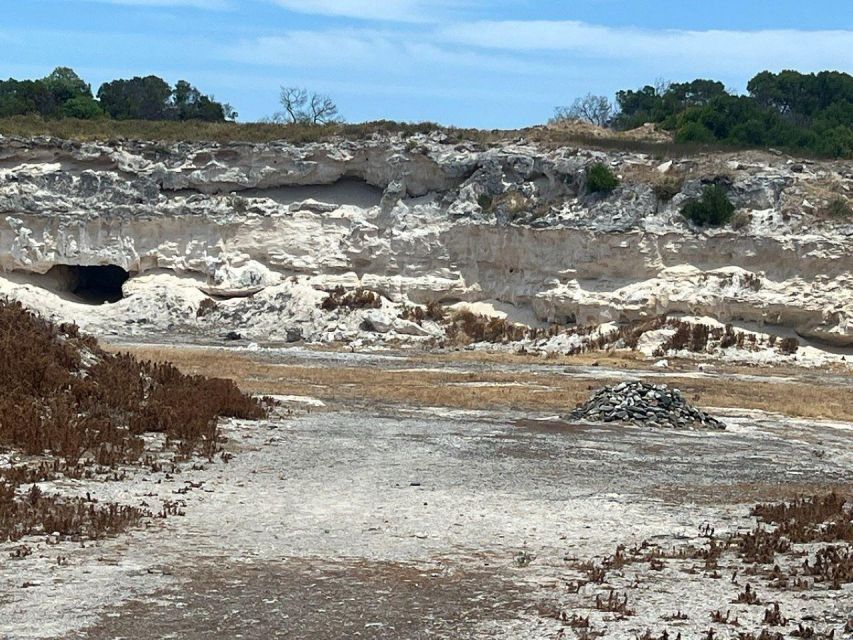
[2, 0, 852, 128]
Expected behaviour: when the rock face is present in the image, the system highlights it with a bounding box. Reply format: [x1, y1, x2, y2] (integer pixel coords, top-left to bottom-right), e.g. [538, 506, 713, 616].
[0, 132, 851, 347]
[568, 381, 726, 430]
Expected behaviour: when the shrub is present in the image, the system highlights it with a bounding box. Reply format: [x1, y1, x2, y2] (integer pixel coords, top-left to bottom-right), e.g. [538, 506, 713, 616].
[320, 287, 381, 311]
[674, 122, 715, 143]
[652, 177, 683, 202]
[0, 299, 267, 542]
[400, 300, 445, 325]
[681, 184, 736, 227]
[779, 337, 799, 355]
[586, 163, 619, 194]
[0, 299, 265, 462]
[196, 297, 217, 317]
[824, 197, 852, 219]
[493, 190, 528, 215]
[446, 310, 529, 344]
[731, 211, 751, 230]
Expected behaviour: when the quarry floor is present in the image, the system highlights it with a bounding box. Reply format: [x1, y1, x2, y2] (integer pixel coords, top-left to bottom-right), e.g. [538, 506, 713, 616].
[2, 346, 853, 639]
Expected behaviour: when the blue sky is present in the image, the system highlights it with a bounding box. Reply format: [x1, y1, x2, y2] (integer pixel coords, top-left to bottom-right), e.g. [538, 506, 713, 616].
[3, 0, 852, 127]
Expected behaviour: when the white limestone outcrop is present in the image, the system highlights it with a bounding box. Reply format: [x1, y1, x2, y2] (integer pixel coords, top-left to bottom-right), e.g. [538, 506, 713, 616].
[0, 132, 850, 350]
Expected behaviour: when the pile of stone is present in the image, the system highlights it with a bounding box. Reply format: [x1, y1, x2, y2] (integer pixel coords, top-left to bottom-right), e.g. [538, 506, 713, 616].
[568, 381, 726, 430]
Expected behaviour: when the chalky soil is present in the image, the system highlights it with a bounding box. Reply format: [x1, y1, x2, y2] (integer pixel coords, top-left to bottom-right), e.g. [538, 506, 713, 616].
[2, 367, 851, 639]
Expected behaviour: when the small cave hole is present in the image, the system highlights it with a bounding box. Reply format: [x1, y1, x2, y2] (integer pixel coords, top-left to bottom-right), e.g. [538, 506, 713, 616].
[48, 264, 131, 304]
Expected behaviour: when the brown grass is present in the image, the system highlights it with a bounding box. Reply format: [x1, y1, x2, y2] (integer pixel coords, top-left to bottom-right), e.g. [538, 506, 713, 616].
[320, 287, 382, 311]
[0, 300, 267, 543]
[107, 344, 852, 421]
[0, 115, 790, 159]
[0, 301, 265, 464]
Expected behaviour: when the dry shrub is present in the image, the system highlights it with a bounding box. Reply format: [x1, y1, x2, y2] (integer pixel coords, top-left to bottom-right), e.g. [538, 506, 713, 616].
[823, 197, 852, 219]
[196, 297, 217, 317]
[731, 211, 751, 230]
[446, 310, 529, 344]
[0, 484, 148, 543]
[656, 319, 796, 357]
[752, 493, 852, 544]
[0, 299, 267, 542]
[320, 287, 382, 311]
[652, 176, 684, 202]
[779, 337, 799, 355]
[400, 300, 445, 325]
[0, 300, 265, 463]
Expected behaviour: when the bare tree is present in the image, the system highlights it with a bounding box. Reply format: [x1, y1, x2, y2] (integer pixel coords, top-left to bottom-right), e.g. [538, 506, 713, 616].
[551, 94, 614, 128]
[653, 77, 672, 97]
[279, 87, 308, 123]
[276, 86, 342, 125]
[308, 93, 340, 125]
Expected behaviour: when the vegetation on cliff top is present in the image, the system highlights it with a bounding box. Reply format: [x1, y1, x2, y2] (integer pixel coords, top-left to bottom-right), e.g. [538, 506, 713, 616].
[556, 70, 853, 158]
[0, 67, 235, 123]
[1, 67, 851, 159]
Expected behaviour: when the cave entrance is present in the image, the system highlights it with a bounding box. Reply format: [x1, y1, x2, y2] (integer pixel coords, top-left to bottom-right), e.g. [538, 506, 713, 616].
[49, 264, 130, 304]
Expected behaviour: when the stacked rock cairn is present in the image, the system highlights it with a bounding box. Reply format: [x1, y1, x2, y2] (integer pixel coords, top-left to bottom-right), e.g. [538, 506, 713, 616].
[568, 381, 726, 430]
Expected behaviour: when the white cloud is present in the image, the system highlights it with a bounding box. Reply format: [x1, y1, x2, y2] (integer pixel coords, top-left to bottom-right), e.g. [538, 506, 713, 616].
[83, 0, 230, 8]
[439, 21, 853, 74]
[268, 0, 476, 23]
[226, 29, 542, 75]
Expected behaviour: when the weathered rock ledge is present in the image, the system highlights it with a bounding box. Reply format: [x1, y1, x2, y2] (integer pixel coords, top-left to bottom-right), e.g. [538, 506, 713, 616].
[0, 132, 851, 349]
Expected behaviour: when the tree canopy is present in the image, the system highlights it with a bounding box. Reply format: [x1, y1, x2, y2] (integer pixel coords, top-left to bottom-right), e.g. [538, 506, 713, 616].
[0, 67, 235, 122]
[612, 70, 853, 157]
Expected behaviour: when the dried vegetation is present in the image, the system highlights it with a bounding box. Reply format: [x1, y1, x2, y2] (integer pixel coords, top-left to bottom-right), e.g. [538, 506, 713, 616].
[320, 287, 382, 311]
[110, 343, 853, 421]
[549, 494, 853, 639]
[440, 312, 799, 358]
[0, 300, 266, 543]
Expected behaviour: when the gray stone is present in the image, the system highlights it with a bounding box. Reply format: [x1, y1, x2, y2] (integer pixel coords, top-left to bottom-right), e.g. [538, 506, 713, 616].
[567, 380, 726, 430]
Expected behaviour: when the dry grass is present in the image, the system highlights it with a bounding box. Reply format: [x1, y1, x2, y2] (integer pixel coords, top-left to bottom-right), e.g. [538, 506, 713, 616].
[108, 345, 853, 421]
[0, 115, 778, 159]
[0, 301, 266, 464]
[104, 345, 600, 411]
[421, 347, 853, 378]
[0, 301, 266, 543]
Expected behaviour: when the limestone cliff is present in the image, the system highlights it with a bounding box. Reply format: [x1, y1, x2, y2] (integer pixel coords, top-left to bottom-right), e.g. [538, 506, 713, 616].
[0, 132, 851, 350]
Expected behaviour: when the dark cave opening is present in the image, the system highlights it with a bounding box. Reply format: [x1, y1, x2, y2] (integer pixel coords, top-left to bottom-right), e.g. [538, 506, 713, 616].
[49, 264, 130, 304]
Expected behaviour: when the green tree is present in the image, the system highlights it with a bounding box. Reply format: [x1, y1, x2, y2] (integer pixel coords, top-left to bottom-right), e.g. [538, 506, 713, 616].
[97, 76, 173, 120]
[681, 185, 736, 227]
[43, 67, 92, 103]
[171, 80, 231, 121]
[61, 96, 103, 119]
[586, 163, 619, 194]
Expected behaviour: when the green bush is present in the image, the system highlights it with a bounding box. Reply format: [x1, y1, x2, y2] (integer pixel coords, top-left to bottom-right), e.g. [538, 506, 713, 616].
[674, 121, 715, 143]
[614, 70, 853, 158]
[586, 163, 619, 193]
[477, 194, 493, 211]
[60, 96, 103, 120]
[681, 185, 736, 227]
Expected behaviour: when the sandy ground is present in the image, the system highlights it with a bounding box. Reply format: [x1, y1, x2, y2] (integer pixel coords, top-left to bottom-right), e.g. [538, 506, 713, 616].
[1, 348, 852, 639]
